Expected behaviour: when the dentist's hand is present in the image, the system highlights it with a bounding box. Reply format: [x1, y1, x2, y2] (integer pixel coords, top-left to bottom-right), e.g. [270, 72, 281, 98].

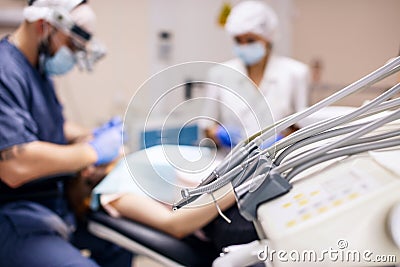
[215, 125, 242, 148]
[259, 133, 284, 149]
[88, 118, 123, 165]
[92, 116, 122, 137]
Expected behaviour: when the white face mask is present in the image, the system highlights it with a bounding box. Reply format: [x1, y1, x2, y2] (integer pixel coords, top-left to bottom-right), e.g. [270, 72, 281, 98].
[233, 41, 266, 66]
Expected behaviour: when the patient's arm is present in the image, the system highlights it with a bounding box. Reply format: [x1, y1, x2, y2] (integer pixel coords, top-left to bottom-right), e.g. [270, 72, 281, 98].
[109, 187, 236, 239]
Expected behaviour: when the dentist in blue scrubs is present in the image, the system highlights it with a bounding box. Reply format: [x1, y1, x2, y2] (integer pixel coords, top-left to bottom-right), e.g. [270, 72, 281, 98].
[0, 0, 132, 266]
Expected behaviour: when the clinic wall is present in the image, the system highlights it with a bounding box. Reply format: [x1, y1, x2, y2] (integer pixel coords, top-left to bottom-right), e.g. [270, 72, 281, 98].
[2, 0, 399, 127]
[148, 0, 293, 72]
[146, 0, 293, 121]
[55, 0, 151, 128]
[146, 0, 235, 123]
[0, 0, 293, 129]
[292, 0, 400, 89]
[149, 0, 233, 71]
[0, 0, 151, 128]
[0, 0, 23, 36]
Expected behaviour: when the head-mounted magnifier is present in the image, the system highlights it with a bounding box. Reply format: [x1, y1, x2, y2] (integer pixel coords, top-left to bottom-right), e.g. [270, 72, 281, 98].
[25, 0, 106, 72]
[47, 8, 106, 72]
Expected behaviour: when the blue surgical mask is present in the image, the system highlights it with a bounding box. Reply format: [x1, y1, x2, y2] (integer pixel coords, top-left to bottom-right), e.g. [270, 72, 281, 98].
[233, 41, 266, 66]
[44, 46, 76, 76]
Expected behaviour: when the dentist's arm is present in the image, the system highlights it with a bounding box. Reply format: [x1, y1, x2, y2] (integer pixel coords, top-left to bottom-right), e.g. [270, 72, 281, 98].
[0, 122, 123, 188]
[64, 121, 92, 143]
[0, 141, 97, 188]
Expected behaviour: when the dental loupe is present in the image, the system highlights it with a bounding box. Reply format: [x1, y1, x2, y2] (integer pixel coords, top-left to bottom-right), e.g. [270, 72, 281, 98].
[48, 7, 106, 72]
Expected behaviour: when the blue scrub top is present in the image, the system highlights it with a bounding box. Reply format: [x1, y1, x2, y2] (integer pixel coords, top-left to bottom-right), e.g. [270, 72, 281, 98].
[0, 37, 66, 151]
[0, 37, 69, 215]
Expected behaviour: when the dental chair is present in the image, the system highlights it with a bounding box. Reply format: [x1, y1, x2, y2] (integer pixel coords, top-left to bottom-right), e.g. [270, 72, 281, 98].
[87, 145, 222, 267]
[87, 57, 400, 267]
[88, 210, 218, 267]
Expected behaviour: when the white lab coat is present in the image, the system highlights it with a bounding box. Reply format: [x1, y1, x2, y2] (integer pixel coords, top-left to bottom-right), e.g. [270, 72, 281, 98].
[200, 55, 310, 138]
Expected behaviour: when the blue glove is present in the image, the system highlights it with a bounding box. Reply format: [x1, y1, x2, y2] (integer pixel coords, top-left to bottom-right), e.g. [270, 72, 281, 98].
[93, 116, 123, 137]
[260, 133, 284, 149]
[215, 125, 242, 148]
[89, 122, 123, 165]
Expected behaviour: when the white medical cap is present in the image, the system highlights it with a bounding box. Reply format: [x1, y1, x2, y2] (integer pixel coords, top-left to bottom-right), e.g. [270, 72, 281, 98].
[23, 0, 83, 22]
[225, 0, 278, 42]
[24, 0, 96, 33]
[70, 4, 96, 33]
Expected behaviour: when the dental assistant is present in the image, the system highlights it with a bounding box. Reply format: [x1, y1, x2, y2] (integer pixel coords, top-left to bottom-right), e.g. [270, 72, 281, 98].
[203, 0, 311, 148]
[0, 1, 131, 266]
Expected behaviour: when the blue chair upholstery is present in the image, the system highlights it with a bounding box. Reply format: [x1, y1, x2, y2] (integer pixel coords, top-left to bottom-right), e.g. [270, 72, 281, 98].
[140, 124, 199, 149]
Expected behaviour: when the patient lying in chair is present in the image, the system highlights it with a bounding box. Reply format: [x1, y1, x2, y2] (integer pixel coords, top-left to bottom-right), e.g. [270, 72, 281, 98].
[90, 145, 258, 251]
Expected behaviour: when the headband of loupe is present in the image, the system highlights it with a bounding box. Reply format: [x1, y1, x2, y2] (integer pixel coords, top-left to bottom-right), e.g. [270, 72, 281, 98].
[24, 0, 106, 71]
